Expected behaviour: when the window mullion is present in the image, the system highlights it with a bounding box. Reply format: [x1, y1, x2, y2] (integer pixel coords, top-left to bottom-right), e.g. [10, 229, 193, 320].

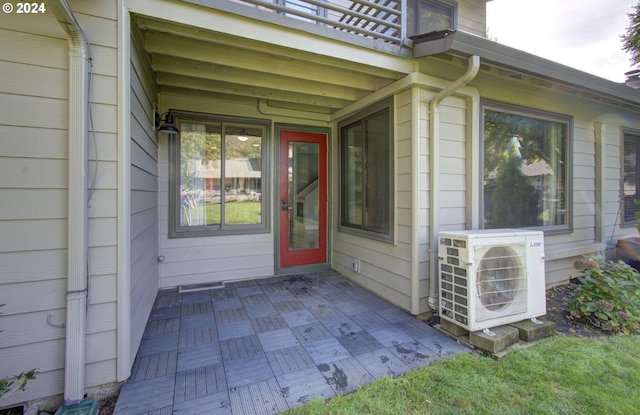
[220, 124, 226, 228]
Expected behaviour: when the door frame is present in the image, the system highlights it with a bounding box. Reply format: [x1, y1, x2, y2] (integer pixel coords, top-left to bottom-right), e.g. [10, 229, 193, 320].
[275, 124, 331, 274]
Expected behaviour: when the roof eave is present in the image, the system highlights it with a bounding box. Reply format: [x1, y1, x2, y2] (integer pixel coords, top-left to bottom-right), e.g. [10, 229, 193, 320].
[413, 30, 640, 107]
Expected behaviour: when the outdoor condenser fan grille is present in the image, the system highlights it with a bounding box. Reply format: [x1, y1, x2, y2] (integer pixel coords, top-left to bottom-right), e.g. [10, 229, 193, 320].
[438, 230, 546, 332]
[475, 246, 528, 318]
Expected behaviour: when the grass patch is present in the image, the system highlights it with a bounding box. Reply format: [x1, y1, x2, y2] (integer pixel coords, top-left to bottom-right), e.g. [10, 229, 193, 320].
[285, 335, 640, 415]
[191, 201, 261, 225]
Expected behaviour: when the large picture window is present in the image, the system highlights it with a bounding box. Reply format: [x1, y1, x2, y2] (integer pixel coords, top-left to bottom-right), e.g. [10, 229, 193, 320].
[482, 102, 571, 231]
[170, 114, 268, 237]
[623, 130, 640, 225]
[339, 100, 394, 241]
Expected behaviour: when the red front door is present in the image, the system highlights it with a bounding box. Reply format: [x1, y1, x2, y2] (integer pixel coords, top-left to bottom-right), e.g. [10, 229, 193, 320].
[279, 130, 327, 268]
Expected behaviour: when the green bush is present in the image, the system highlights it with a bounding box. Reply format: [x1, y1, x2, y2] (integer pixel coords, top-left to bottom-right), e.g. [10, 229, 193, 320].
[0, 304, 37, 400]
[0, 369, 38, 399]
[565, 256, 640, 334]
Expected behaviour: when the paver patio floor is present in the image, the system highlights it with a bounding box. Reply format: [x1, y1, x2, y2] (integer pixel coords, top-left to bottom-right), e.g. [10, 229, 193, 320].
[114, 270, 470, 415]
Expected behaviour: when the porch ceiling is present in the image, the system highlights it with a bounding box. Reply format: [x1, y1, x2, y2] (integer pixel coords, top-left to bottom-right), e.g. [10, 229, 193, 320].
[133, 15, 407, 115]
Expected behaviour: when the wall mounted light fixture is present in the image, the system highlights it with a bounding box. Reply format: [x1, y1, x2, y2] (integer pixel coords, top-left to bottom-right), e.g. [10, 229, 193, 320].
[155, 112, 180, 135]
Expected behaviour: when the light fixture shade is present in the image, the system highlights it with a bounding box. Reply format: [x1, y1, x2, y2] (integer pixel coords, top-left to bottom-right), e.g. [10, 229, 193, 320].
[158, 123, 180, 135]
[155, 112, 180, 135]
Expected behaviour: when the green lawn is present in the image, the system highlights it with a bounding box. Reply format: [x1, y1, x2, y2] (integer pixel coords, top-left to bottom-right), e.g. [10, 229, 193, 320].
[285, 335, 640, 415]
[192, 201, 261, 225]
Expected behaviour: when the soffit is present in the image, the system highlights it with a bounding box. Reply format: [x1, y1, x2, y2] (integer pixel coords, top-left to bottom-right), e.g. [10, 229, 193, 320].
[133, 15, 406, 115]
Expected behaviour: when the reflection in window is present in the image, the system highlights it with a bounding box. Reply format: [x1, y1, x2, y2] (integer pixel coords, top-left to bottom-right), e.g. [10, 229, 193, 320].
[288, 142, 320, 250]
[340, 101, 393, 241]
[407, 0, 456, 36]
[482, 103, 570, 230]
[623, 132, 640, 225]
[276, 0, 326, 23]
[179, 122, 222, 227]
[172, 117, 266, 236]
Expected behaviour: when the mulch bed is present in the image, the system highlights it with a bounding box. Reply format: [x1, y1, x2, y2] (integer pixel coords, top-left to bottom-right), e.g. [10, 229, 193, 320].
[544, 281, 608, 338]
[98, 395, 118, 415]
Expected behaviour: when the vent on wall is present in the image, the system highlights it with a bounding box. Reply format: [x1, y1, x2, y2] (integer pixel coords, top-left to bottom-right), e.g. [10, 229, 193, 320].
[178, 281, 225, 293]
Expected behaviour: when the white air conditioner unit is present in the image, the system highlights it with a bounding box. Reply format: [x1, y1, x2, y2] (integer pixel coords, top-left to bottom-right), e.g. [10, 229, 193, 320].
[438, 229, 546, 332]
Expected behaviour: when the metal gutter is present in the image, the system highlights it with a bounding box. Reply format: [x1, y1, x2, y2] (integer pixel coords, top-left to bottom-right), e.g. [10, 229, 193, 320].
[413, 30, 640, 108]
[45, 0, 91, 406]
[427, 55, 480, 310]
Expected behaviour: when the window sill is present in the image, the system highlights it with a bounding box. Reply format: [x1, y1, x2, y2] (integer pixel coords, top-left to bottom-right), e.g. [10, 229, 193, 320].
[169, 226, 270, 239]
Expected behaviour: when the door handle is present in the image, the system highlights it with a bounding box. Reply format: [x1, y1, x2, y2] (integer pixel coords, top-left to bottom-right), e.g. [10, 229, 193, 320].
[281, 199, 289, 211]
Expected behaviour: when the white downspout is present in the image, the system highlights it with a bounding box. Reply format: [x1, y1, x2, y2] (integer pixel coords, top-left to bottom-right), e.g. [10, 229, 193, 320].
[116, 0, 132, 383]
[410, 85, 421, 315]
[46, 0, 91, 405]
[427, 55, 480, 311]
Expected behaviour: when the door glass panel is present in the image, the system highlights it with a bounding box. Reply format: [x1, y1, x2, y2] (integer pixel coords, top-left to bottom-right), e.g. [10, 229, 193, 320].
[288, 142, 319, 250]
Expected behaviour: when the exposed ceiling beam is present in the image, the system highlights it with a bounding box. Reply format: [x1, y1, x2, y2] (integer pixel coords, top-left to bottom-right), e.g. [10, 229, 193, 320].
[155, 72, 350, 109]
[145, 31, 388, 92]
[151, 54, 368, 102]
[159, 86, 335, 118]
[135, 16, 408, 79]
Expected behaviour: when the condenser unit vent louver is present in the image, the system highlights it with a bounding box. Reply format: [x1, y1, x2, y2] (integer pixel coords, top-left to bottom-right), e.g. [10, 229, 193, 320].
[438, 229, 546, 332]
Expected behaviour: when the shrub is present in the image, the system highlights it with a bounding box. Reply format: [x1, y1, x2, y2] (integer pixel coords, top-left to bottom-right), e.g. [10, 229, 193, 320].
[0, 304, 37, 400]
[0, 370, 38, 399]
[565, 256, 640, 334]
